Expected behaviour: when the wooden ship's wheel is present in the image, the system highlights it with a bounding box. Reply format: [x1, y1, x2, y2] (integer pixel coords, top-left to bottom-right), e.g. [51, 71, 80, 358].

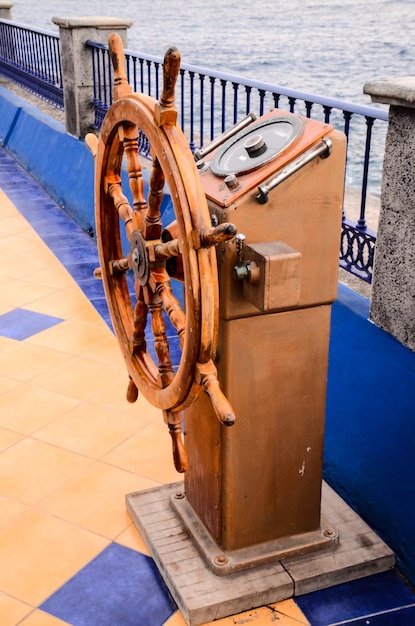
[87, 34, 236, 473]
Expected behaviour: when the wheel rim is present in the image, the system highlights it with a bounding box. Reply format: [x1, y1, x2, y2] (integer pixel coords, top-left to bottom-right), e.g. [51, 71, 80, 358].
[95, 94, 218, 412]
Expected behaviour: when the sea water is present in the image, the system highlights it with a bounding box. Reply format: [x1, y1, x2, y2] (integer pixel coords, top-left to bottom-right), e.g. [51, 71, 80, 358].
[10, 0, 415, 104]
[8, 0, 415, 192]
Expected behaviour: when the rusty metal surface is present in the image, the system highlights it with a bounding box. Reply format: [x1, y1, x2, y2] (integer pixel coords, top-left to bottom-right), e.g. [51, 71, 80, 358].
[184, 111, 346, 552]
[186, 305, 332, 550]
[203, 122, 346, 320]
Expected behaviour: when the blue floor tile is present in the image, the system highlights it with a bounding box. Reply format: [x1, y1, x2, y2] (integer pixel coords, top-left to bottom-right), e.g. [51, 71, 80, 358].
[77, 279, 107, 301]
[90, 298, 113, 328]
[339, 603, 415, 625]
[0, 308, 64, 340]
[55, 247, 99, 266]
[31, 214, 86, 235]
[40, 543, 177, 626]
[296, 571, 415, 626]
[0, 146, 181, 366]
[64, 262, 100, 282]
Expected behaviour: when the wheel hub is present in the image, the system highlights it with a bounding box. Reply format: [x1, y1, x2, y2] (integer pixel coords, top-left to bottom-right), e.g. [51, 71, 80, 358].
[130, 229, 149, 286]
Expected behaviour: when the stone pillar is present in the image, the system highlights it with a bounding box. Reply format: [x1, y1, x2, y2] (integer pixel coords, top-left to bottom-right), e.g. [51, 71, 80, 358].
[0, 2, 13, 19]
[52, 16, 132, 138]
[364, 78, 415, 351]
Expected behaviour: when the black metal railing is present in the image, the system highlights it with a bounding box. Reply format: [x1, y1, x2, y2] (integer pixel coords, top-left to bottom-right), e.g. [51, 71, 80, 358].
[0, 18, 387, 284]
[88, 41, 388, 284]
[0, 19, 63, 108]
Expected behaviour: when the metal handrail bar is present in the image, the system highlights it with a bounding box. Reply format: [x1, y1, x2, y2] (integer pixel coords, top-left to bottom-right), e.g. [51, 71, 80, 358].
[144, 52, 389, 121]
[0, 18, 59, 39]
[88, 42, 387, 121]
[87, 42, 388, 117]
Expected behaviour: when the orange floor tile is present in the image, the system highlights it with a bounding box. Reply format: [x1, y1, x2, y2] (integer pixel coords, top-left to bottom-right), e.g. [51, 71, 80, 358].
[1, 144, 414, 626]
[0, 155, 311, 625]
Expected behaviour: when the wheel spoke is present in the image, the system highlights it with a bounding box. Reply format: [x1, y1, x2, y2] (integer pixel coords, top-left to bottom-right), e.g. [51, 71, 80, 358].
[143, 157, 164, 239]
[110, 257, 130, 275]
[149, 297, 175, 388]
[130, 285, 148, 355]
[120, 123, 147, 215]
[156, 278, 186, 350]
[152, 238, 181, 261]
[106, 177, 136, 241]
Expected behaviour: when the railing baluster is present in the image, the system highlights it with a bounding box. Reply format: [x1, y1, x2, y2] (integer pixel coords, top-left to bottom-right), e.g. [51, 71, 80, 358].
[220, 79, 226, 132]
[146, 59, 151, 96]
[199, 73, 205, 151]
[209, 76, 215, 140]
[358, 116, 375, 230]
[272, 92, 280, 109]
[180, 68, 185, 134]
[258, 88, 266, 116]
[138, 58, 143, 92]
[125, 52, 131, 86]
[245, 85, 251, 115]
[343, 110, 352, 140]
[130, 56, 136, 92]
[232, 82, 239, 124]
[107, 47, 112, 106]
[323, 105, 332, 123]
[155, 61, 160, 100]
[189, 70, 195, 152]
[40, 34, 46, 79]
[22, 28, 27, 72]
[91, 45, 98, 108]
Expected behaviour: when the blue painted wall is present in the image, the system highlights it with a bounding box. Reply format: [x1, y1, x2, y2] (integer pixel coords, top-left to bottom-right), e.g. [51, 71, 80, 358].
[326, 285, 415, 585]
[0, 87, 174, 237]
[1, 87, 415, 586]
[0, 87, 96, 234]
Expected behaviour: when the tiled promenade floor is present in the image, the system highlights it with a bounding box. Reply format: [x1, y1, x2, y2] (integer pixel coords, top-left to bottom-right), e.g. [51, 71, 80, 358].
[1, 145, 415, 625]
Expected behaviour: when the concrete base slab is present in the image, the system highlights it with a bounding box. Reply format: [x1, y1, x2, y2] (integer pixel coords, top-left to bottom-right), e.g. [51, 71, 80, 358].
[126, 481, 394, 626]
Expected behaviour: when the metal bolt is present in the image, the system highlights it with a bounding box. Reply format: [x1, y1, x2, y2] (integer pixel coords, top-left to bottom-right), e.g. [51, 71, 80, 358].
[173, 491, 185, 500]
[196, 159, 209, 173]
[132, 249, 138, 265]
[224, 173, 239, 189]
[235, 233, 246, 258]
[213, 554, 228, 566]
[323, 528, 337, 539]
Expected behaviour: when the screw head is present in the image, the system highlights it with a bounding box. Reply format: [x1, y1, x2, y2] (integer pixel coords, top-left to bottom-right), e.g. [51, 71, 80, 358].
[213, 554, 228, 566]
[173, 491, 185, 500]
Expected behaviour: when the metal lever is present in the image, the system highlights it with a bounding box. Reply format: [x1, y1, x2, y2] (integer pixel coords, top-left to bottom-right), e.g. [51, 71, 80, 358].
[194, 113, 256, 162]
[256, 137, 333, 204]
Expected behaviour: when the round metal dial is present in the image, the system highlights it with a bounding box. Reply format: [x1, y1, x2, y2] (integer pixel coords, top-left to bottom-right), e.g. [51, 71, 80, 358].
[210, 115, 302, 176]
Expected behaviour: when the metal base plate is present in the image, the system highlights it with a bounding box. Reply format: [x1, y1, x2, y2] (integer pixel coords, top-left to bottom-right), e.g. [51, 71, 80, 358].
[170, 488, 338, 575]
[126, 482, 394, 626]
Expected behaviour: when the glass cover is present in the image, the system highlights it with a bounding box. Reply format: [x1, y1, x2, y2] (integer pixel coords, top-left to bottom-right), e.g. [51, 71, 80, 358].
[210, 115, 302, 176]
